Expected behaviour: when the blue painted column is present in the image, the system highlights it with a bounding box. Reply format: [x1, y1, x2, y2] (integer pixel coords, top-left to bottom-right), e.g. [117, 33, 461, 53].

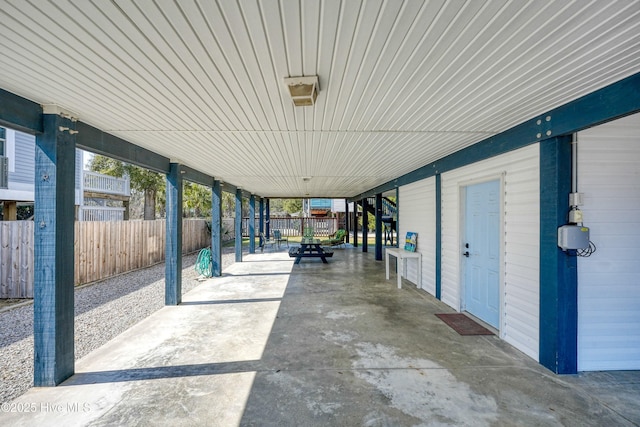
[249, 195, 256, 253]
[211, 180, 222, 277]
[235, 188, 242, 262]
[265, 198, 271, 238]
[435, 174, 442, 300]
[259, 198, 264, 248]
[539, 136, 577, 374]
[375, 194, 383, 260]
[362, 198, 368, 253]
[353, 203, 358, 248]
[395, 187, 399, 247]
[34, 111, 76, 386]
[345, 199, 350, 243]
[165, 163, 183, 305]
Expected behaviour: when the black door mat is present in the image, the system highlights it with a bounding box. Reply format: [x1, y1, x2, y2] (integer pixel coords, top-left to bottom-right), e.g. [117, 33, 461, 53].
[435, 313, 494, 336]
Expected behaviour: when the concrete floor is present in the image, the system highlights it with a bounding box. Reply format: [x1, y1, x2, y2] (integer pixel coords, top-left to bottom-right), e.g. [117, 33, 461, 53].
[3, 248, 639, 426]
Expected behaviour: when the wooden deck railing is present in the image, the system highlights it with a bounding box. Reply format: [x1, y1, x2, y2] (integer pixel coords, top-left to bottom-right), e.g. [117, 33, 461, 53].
[82, 170, 130, 196]
[241, 216, 339, 237]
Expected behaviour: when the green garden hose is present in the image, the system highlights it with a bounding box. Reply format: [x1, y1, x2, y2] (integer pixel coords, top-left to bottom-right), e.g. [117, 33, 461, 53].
[195, 247, 212, 277]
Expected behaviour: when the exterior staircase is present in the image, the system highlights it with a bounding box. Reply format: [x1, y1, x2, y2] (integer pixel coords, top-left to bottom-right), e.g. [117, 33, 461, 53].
[357, 196, 397, 245]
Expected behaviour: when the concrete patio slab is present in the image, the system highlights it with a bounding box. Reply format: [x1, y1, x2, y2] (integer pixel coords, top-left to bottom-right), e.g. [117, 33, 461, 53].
[2, 249, 639, 426]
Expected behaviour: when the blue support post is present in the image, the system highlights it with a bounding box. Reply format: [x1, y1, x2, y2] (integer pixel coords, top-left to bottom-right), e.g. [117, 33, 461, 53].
[211, 180, 222, 277]
[265, 198, 271, 238]
[34, 112, 76, 386]
[249, 195, 256, 254]
[539, 136, 577, 374]
[362, 198, 368, 253]
[165, 163, 183, 305]
[353, 203, 358, 248]
[435, 174, 442, 300]
[375, 194, 383, 260]
[345, 199, 350, 243]
[259, 198, 264, 248]
[395, 187, 399, 247]
[235, 189, 243, 262]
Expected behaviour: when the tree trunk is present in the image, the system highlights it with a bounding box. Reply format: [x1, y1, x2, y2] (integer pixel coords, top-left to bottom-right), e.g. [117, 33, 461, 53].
[144, 189, 156, 220]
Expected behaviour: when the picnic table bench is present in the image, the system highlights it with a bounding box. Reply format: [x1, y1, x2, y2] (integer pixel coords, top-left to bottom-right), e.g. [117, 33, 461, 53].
[289, 239, 334, 264]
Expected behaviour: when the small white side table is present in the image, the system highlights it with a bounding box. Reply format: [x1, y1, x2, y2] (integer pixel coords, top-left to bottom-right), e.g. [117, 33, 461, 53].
[385, 248, 422, 289]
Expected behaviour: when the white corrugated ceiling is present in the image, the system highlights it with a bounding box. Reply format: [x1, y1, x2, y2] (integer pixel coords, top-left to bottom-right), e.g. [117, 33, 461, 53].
[0, 0, 639, 197]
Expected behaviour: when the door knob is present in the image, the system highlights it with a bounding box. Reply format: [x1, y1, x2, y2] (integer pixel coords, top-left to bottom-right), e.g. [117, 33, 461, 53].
[463, 251, 470, 257]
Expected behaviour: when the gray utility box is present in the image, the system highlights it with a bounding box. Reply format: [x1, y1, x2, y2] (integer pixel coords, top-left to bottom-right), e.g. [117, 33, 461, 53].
[558, 225, 590, 251]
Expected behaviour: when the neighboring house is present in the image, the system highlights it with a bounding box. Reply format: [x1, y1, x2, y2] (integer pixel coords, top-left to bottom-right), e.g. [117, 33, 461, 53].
[305, 198, 351, 230]
[305, 198, 333, 216]
[0, 127, 130, 221]
[306, 198, 396, 237]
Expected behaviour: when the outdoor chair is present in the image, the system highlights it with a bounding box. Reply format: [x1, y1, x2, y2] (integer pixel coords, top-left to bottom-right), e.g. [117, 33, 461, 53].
[303, 226, 314, 239]
[322, 229, 346, 248]
[260, 232, 276, 252]
[273, 230, 288, 248]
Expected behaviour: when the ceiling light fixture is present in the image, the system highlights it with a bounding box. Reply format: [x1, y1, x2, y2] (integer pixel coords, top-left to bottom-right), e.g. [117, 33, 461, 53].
[284, 76, 319, 107]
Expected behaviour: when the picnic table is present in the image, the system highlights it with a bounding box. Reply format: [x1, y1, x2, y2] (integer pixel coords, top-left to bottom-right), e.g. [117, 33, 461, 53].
[289, 238, 334, 264]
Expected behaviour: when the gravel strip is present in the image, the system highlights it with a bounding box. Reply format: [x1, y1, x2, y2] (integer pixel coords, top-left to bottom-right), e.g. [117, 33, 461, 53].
[0, 246, 241, 404]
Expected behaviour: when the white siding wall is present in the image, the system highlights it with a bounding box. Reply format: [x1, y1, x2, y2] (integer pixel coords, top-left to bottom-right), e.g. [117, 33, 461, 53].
[398, 177, 436, 294]
[441, 144, 540, 360]
[577, 113, 640, 371]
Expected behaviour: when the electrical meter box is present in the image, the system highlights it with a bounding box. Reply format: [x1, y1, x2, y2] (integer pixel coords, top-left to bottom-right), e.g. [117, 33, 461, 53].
[558, 225, 590, 251]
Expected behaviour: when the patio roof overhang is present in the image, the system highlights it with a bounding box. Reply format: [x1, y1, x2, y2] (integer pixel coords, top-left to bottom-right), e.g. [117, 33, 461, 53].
[0, 1, 639, 199]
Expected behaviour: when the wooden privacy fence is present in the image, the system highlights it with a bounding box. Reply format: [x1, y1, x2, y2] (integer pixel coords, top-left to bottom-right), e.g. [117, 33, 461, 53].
[0, 221, 34, 299]
[0, 219, 210, 298]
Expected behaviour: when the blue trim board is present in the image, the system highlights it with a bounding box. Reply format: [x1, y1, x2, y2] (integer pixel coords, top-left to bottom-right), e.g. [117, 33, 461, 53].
[235, 189, 243, 263]
[539, 136, 577, 374]
[180, 165, 214, 188]
[211, 180, 222, 277]
[76, 122, 170, 174]
[249, 195, 256, 254]
[78, 121, 215, 186]
[375, 194, 383, 260]
[165, 163, 183, 305]
[435, 174, 442, 300]
[0, 88, 43, 133]
[349, 72, 640, 202]
[33, 114, 76, 386]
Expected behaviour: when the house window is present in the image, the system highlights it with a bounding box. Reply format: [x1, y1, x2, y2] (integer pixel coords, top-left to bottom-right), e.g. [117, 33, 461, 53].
[0, 127, 7, 188]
